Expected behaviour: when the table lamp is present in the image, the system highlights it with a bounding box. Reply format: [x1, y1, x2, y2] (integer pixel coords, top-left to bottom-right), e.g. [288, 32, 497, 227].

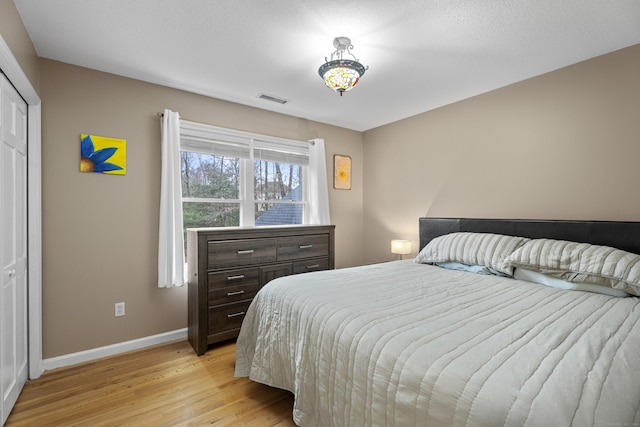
[391, 239, 412, 260]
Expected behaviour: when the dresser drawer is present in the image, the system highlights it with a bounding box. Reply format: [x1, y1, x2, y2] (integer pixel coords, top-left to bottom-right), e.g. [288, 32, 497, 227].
[208, 267, 260, 305]
[208, 282, 259, 306]
[208, 301, 252, 334]
[277, 234, 329, 261]
[208, 267, 260, 289]
[292, 257, 329, 274]
[208, 238, 277, 269]
[260, 263, 293, 285]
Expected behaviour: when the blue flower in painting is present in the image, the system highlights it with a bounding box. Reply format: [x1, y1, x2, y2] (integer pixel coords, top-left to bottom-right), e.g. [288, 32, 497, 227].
[80, 135, 123, 173]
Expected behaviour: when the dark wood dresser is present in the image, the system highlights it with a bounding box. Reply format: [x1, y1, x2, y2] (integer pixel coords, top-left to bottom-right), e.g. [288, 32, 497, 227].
[187, 225, 335, 355]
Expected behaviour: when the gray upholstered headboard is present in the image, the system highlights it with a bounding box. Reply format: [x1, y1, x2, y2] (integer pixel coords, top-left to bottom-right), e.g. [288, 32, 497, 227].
[419, 217, 640, 255]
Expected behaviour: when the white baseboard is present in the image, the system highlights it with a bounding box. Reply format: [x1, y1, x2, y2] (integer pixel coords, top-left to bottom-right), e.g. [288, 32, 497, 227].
[43, 328, 188, 371]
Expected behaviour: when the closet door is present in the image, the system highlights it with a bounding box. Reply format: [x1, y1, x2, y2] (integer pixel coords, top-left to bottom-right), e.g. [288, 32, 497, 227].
[0, 73, 28, 425]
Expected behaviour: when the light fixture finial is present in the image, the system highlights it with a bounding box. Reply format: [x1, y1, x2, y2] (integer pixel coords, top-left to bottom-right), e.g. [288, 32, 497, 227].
[318, 36, 368, 96]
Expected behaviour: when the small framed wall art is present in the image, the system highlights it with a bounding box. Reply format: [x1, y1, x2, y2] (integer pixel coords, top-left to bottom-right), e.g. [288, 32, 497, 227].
[80, 134, 126, 175]
[333, 154, 352, 190]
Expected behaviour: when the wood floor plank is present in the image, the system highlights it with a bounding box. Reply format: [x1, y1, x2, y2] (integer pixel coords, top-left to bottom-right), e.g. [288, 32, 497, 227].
[5, 340, 296, 426]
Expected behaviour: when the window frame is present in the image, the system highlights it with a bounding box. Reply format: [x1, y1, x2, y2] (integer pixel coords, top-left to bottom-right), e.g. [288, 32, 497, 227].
[179, 121, 311, 228]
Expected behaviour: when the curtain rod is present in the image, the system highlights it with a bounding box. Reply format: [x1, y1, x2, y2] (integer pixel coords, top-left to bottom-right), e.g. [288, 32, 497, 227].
[157, 112, 315, 145]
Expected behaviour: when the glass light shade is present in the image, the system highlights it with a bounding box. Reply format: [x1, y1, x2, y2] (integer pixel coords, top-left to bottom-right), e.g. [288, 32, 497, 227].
[391, 239, 412, 255]
[318, 59, 366, 95]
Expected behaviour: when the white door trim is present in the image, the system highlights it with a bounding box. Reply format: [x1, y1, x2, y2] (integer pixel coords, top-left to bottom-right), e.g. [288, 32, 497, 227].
[0, 35, 43, 379]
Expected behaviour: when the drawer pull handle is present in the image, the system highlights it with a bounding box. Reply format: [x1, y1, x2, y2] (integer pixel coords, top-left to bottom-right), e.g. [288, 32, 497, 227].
[299, 245, 313, 249]
[237, 249, 255, 255]
[227, 290, 245, 297]
[306, 264, 320, 269]
[227, 274, 245, 281]
[227, 311, 245, 318]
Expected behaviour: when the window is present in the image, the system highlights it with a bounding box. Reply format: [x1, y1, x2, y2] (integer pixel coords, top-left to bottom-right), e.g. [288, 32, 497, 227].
[158, 110, 328, 288]
[254, 159, 303, 225]
[180, 121, 310, 232]
[181, 151, 241, 228]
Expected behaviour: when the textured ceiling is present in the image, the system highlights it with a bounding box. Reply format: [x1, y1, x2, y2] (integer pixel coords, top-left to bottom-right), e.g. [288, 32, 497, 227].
[13, 0, 640, 131]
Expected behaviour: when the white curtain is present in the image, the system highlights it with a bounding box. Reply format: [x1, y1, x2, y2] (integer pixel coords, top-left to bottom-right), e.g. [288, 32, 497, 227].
[158, 109, 185, 288]
[305, 138, 331, 225]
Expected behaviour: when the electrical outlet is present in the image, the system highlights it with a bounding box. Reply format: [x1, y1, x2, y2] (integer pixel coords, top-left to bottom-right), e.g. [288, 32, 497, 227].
[115, 302, 125, 317]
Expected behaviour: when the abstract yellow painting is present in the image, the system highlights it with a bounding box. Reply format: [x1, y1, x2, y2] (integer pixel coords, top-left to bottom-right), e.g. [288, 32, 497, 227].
[333, 154, 351, 190]
[80, 134, 126, 175]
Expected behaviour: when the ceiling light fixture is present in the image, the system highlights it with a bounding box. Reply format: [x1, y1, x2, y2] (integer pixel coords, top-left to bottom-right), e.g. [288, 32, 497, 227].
[318, 36, 368, 96]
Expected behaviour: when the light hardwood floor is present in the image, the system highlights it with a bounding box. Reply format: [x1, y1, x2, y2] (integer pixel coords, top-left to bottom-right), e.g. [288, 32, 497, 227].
[6, 340, 296, 426]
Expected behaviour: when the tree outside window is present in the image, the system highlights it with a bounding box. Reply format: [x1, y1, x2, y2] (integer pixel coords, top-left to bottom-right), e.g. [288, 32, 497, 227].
[181, 151, 306, 235]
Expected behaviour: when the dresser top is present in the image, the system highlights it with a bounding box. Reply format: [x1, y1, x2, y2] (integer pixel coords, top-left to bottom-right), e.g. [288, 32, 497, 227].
[187, 224, 335, 233]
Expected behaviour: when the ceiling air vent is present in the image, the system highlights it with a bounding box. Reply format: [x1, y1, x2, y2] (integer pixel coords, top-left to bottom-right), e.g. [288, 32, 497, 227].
[257, 93, 289, 105]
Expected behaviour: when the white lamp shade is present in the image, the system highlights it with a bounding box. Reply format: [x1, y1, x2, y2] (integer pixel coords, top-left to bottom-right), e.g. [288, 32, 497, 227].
[391, 239, 412, 255]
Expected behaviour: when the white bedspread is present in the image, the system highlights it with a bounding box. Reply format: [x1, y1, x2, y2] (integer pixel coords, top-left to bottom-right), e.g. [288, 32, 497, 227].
[235, 260, 640, 427]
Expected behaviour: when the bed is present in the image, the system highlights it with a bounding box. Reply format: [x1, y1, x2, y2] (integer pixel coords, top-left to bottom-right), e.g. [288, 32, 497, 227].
[234, 218, 640, 426]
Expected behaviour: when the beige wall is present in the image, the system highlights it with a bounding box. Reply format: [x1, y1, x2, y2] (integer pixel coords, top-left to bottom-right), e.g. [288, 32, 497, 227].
[363, 44, 640, 264]
[0, 0, 39, 92]
[40, 59, 363, 358]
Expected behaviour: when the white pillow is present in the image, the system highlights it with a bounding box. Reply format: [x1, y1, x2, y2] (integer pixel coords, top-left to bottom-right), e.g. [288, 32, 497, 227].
[514, 268, 630, 297]
[504, 238, 640, 296]
[434, 261, 502, 276]
[415, 232, 530, 276]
